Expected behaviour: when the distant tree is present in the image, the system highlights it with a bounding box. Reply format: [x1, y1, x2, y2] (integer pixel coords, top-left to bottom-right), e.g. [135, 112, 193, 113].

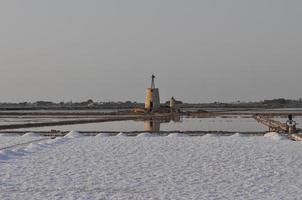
[86, 99, 94, 104]
[18, 102, 28, 106]
[264, 98, 287, 105]
[35, 101, 54, 106]
[277, 98, 287, 104]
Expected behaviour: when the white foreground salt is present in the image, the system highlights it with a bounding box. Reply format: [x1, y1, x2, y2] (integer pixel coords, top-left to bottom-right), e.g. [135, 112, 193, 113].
[116, 132, 128, 137]
[0, 134, 46, 150]
[22, 132, 42, 137]
[167, 133, 189, 137]
[136, 133, 156, 137]
[96, 132, 112, 137]
[64, 131, 83, 138]
[264, 132, 287, 140]
[1, 134, 302, 200]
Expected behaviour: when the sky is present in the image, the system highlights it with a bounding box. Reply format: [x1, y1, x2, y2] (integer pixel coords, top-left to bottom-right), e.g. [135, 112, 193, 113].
[0, 0, 301, 103]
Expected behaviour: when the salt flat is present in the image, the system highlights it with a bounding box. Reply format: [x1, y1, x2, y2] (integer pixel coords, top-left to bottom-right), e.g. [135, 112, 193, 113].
[0, 133, 45, 150]
[1, 132, 302, 200]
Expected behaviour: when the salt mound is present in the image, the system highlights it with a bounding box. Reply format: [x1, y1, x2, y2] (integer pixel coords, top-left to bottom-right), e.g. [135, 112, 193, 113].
[11, 148, 27, 156]
[96, 133, 112, 137]
[264, 132, 287, 141]
[47, 137, 68, 145]
[230, 133, 242, 137]
[202, 134, 219, 138]
[64, 131, 83, 138]
[0, 151, 9, 160]
[0, 133, 19, 137]
[136, 133, 156, 137]
[117, 132, 128, 137]
[0, 149, 24, 157]
[25, 143, 44, 151]
[22, 132, 41, 137]
[167, 133, 189, 137]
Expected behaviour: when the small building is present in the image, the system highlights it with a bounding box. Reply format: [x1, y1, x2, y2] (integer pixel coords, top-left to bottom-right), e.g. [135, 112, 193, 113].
[170, 97, 176, 111]
[170, 96, 181, 113]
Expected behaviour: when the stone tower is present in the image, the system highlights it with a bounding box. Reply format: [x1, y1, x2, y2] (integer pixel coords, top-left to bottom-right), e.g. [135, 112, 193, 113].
[145, 74, 160, 112]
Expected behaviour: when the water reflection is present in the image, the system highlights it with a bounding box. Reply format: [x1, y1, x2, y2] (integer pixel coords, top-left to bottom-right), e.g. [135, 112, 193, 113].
[8, 115, 269, 132]
[143, 115, 181, 132]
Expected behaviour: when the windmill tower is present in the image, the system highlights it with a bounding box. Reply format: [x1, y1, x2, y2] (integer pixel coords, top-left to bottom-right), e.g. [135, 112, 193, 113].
[145, 75, 160, 112]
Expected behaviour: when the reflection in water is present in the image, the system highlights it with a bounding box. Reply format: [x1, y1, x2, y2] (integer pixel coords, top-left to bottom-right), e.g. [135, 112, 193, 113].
[7, 115, 270, 132]
[144, 115, 181, 132]
[144, 120, 160, 132]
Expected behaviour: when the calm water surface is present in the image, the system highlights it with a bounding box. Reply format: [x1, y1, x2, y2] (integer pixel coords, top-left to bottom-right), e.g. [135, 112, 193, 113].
[7, 116, 268, 132]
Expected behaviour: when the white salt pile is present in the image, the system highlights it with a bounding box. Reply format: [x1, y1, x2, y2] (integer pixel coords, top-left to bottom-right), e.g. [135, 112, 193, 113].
[230, 133, 244, 137]
[0, 151, 9, 160]
[264, 132, 287, 141]
[136, 133, 156, 137]
[0, 131, 300, 199]
[95, 133, 112, 137]
[202, 134, 219, 138]
[22, 132, 41, 137]
[64, 131, 83, 138]
[167, 133, 189, 137]
[116, 132, 128, 137]
[25, 143, 45, 151]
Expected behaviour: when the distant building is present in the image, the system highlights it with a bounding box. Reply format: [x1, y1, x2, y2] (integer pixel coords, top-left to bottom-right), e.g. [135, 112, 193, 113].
[170, 97, 177, 112]
[170, 96, 181, 113]
[145, 75, 160, 112]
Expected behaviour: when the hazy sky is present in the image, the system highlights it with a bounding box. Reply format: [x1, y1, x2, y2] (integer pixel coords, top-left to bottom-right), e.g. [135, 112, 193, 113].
[0, 0, 301, 103]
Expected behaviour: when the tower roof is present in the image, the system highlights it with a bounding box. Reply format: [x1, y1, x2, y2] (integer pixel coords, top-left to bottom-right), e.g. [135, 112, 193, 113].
[151, 74, 156, 89]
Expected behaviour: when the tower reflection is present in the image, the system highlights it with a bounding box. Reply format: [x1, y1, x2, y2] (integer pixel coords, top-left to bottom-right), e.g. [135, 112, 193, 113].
[143, 115, 181, 132]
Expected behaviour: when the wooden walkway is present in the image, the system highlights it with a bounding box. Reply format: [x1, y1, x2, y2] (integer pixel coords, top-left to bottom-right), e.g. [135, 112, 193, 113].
[254, 115, 288, 133]
[254, 115, 302, 141]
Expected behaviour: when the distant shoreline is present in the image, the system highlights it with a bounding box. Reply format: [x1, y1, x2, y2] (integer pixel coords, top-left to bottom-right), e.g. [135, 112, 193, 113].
[0, 98, 302, 111]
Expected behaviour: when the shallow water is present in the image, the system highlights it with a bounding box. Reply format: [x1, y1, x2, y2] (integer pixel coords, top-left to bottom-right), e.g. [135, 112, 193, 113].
[7, 116, 268, 132]
[0, 109, 129, 114]
[0, 117, 71, 126]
